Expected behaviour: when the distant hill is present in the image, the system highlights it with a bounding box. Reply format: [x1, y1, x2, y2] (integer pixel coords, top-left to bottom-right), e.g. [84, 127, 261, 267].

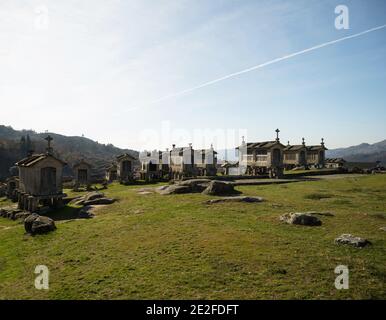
[326, 140, 386, 164]
[0, 125, 138, 180]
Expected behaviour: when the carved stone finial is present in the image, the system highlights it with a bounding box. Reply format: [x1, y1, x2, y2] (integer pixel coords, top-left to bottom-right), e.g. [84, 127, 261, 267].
[275, 128, 280, 141]
[45, 135, 53, 154]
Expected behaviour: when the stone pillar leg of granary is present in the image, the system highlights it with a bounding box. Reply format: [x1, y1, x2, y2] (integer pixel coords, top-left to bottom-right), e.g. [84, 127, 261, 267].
[23, 194, 29, 211]
[17, 192, 24, 210]
[27, 196, 34, 212]
[30, 197, 39, 213]
[17, 192, 21, 209]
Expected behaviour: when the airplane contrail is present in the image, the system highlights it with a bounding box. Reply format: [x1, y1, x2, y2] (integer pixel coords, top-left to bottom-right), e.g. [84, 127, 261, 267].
[134, 24, 386, 109]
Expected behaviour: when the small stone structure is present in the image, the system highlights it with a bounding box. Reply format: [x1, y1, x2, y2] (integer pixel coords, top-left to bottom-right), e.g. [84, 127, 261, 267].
[116, 153, 137, 182]
[325, 158, 346, 169]
[140, 150, 169, 181]
[195, 145, 217, 176]
[6, 176, 19, 201]
[236, 129, 285, 178]
[283, 138, 308, 170]
[73, 159, 92, 187]
[306, 138, 327, 168]
[169, 144, 196, 180]
[15, 135, 66, 212]
[105, 163, 117, 182]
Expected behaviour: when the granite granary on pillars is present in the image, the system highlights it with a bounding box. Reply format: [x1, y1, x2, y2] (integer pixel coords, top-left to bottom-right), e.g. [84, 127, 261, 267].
[116, 153, 137, 182]
[15, 135, 66, 212]
[105, 163, 117, 182]
[306, 138, 327, 168]
[195, 145, 218, 176]
[283, 138, 308, 170]
[236, 129, 285, 178]
[73, 159, 92, 187]
[169, 144, 196, 180]
[6, 176, 19, 201]
[140, 150, 170, 181]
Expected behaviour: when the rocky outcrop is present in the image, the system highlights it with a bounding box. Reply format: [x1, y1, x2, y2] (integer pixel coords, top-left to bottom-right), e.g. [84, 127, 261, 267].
[335, 234, 371, 248]
[280, 212, 322, 226]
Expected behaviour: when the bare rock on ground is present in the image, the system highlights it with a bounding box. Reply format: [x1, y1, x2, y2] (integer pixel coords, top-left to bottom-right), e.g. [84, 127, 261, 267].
[202, 181, 238, 196]
[156, 185, 191, 195]
[24, 214, 56, 235]
[206, 196, 264, 204]
[178, 179, 211, 192]
[280, 212, 322, 226]
[335, 234, 371, 248]
[78, 206, 95, 219]
[71, 192, 105, 206]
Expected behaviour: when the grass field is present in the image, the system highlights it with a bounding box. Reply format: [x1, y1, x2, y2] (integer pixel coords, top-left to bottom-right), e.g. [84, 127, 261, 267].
[0, 174, 385, 299]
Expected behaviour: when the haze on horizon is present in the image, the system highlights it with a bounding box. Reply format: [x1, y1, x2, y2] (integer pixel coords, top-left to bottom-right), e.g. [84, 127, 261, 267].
[1, 0, 386, 151]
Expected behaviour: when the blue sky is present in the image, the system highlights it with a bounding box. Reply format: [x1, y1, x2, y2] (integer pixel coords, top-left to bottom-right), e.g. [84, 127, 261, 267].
[0, 0, 385, 151]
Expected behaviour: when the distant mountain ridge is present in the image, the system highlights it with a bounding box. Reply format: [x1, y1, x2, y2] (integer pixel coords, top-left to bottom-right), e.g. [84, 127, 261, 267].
[326, 140, 386, 163]
[0, 125, 137, 180]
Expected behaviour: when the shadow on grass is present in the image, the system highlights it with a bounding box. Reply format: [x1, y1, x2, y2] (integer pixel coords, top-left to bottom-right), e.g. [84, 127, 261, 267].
[46, 205, 81, 222]
[304, 193, 333, 200]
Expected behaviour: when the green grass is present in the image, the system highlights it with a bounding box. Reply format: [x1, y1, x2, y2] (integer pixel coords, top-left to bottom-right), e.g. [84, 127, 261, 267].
[0, 175, 385, 299]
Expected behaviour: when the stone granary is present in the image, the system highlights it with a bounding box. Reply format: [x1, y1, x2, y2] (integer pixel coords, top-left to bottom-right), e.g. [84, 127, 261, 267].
[140, 150, 170, 181]
[116, 153, 137, 182]
[236, 129, 285, 178]
[105, 163, 117, 182]
[6, 176, 19, 201]
[195, 145, 218, 176]
[170, 144, 196, 180]
[15, 135, 66, 212]
[325, 158, 346, 169]
[306, 138, 327, 168]
[73, 159, 92, 187]
[283, 138, 308, 170]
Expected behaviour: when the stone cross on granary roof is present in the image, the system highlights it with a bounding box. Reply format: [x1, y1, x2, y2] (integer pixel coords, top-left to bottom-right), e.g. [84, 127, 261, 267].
[45, 135, 53, 154]
[275, 128, 280, 142]
[302, 137, 305, 146]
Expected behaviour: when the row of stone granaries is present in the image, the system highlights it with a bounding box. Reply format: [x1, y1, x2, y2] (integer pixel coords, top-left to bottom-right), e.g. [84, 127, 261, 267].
[0, 130, 328, 211]
[106, 129, 327, 181]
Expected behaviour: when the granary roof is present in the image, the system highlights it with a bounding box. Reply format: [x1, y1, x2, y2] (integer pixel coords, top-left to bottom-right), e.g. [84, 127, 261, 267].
[197, 149, 217, 154]
[73, 159, 92, 168]
[116, 153, 137, 161]
[307, 145, 328, 151]
[171, 146, 193, 155]
[284, 145, 306, 151]
[236, 141, 285, 150]
[16, 153, 67, 167]
[106, 163, 117, 171]
[221, 161, 239, 168]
